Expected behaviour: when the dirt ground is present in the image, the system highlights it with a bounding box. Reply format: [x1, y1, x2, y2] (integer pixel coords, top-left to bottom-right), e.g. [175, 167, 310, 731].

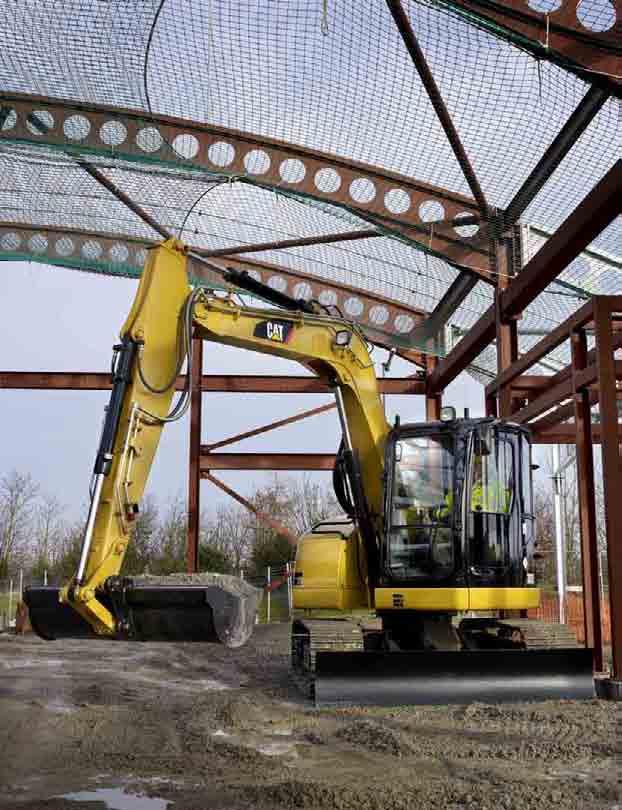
[1, 624, 620, 810]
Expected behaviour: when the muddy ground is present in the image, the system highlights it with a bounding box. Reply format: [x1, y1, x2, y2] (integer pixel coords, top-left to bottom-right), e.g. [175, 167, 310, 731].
[0, 624, 620, 810]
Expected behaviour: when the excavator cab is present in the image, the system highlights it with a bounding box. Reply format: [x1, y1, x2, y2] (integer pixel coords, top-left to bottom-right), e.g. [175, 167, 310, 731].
[383, 418, 533, 591]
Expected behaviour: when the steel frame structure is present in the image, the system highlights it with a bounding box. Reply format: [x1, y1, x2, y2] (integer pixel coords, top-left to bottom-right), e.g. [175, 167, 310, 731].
[1, 0, 620, 695]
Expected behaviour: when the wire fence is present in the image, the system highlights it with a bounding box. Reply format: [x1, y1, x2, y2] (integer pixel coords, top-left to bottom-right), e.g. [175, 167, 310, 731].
[246, 564, 294, 625]
[0, 571, 52, 631]
[528, 591, 611, 646]
[0, 566, 295, 632]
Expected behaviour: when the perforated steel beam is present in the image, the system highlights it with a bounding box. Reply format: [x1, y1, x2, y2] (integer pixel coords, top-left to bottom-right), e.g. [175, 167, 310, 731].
[0, 94, 490, 276]
[0, 221, 428, 342]
[445, 1, 622, 91]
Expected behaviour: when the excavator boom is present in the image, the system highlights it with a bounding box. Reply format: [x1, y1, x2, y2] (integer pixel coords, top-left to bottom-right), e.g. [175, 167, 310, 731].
[25, 239, 389, 645]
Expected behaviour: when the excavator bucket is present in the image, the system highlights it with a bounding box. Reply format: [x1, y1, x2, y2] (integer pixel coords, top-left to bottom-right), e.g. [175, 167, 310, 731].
[314, 648, 595, 707]
[24, 575, 261, 649]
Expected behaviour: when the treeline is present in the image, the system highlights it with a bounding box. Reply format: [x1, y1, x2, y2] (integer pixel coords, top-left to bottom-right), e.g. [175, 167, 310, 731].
[0, 470, 339, 582]
[1, 458, 609, 591]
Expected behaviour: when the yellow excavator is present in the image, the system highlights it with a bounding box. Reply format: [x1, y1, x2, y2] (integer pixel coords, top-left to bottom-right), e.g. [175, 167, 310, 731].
[25, 238, 593, 705]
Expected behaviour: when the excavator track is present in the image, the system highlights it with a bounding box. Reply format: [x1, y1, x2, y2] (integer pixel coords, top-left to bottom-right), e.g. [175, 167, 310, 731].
[291, 618, 364, 699]
[291, 617, 593, 707]
[514, 619, 582, 649]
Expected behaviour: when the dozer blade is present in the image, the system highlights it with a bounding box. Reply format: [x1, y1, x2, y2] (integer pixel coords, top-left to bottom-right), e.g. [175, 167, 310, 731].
[24, 579, 261, 649]
[314, 648, 594, 707]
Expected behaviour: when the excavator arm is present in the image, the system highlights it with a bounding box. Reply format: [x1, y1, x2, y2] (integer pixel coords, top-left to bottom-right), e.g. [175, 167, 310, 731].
[25, 239, 389, 641]
[61, 239, 191, 635]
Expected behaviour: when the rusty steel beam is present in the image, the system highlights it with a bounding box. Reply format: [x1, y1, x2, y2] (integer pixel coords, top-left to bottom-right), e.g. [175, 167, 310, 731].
[486, 299, 595, 397]
[571, 329, 603, 671]
[430, 161, 622, 393]
[204, 473, 297, 544]
[199, 229, 381, 258]
[1, 94, 487, 274]
[186, 336, 203, 574]
[200, 452, 336, 471]
[528, 387, 600, 435]
[511, 378, 574, 425]
[446, 1, 622, 91]
[511, 375, 551, 396]
[502, 168, 622, 317]
[593, 298, 622, 680]
[204, 403, 336, 452]
[425, 355, 442, 421]
[27, 109, 170, 240]
[410, 274, 479, 347]
[428, 309, 497, 394]
[531, 424, 622, 444]
[386, 0, 489, 215]
[0, 371, 425, 395]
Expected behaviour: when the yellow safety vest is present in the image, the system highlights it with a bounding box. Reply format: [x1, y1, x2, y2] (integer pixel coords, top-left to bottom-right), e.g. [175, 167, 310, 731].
[471, 481, 511, 514]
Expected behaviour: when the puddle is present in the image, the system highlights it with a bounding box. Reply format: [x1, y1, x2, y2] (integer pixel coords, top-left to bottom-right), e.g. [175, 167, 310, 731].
[257, 741, 298, 756]
[61, 787, 170, 809]
[211, 729, 298, 757]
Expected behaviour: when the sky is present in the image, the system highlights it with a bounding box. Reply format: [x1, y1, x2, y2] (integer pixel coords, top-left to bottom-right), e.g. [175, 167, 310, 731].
[0, 258, 488, 523]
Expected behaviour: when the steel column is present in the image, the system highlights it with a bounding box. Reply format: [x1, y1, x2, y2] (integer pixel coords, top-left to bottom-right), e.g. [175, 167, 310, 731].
[495, 240, 518, 418]
[425, 355, 442, 420]
[187, 336, 203, 573]
[571, 329, 603, 671]
[593, 299, 622, 680]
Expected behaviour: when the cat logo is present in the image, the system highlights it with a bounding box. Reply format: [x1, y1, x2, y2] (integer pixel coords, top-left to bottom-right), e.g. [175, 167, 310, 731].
[253, 319, 294, 344]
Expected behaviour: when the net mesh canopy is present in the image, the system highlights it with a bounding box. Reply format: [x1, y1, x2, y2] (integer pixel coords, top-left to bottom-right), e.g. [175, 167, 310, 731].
[0, 0, 620, 378]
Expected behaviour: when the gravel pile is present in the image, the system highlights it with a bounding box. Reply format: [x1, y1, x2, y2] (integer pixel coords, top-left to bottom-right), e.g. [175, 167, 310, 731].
[133, 572, 260, 598]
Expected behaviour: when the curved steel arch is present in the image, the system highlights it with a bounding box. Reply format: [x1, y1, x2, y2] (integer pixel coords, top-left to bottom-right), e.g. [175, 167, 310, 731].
[443, 0, 621, 90]
[0, 93, 493, 281]
[0, 221, 428, 343]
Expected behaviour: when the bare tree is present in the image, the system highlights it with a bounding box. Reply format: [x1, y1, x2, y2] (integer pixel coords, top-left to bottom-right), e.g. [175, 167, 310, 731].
[286, 474, 340, 536]
[151, 496, 187, 574]
[532, 484, 556, 590]
[0, 470, 39, 577]
[202, 502, 250, 572]
[31, 494, 64, 579]
[122, 494, 159, 575]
